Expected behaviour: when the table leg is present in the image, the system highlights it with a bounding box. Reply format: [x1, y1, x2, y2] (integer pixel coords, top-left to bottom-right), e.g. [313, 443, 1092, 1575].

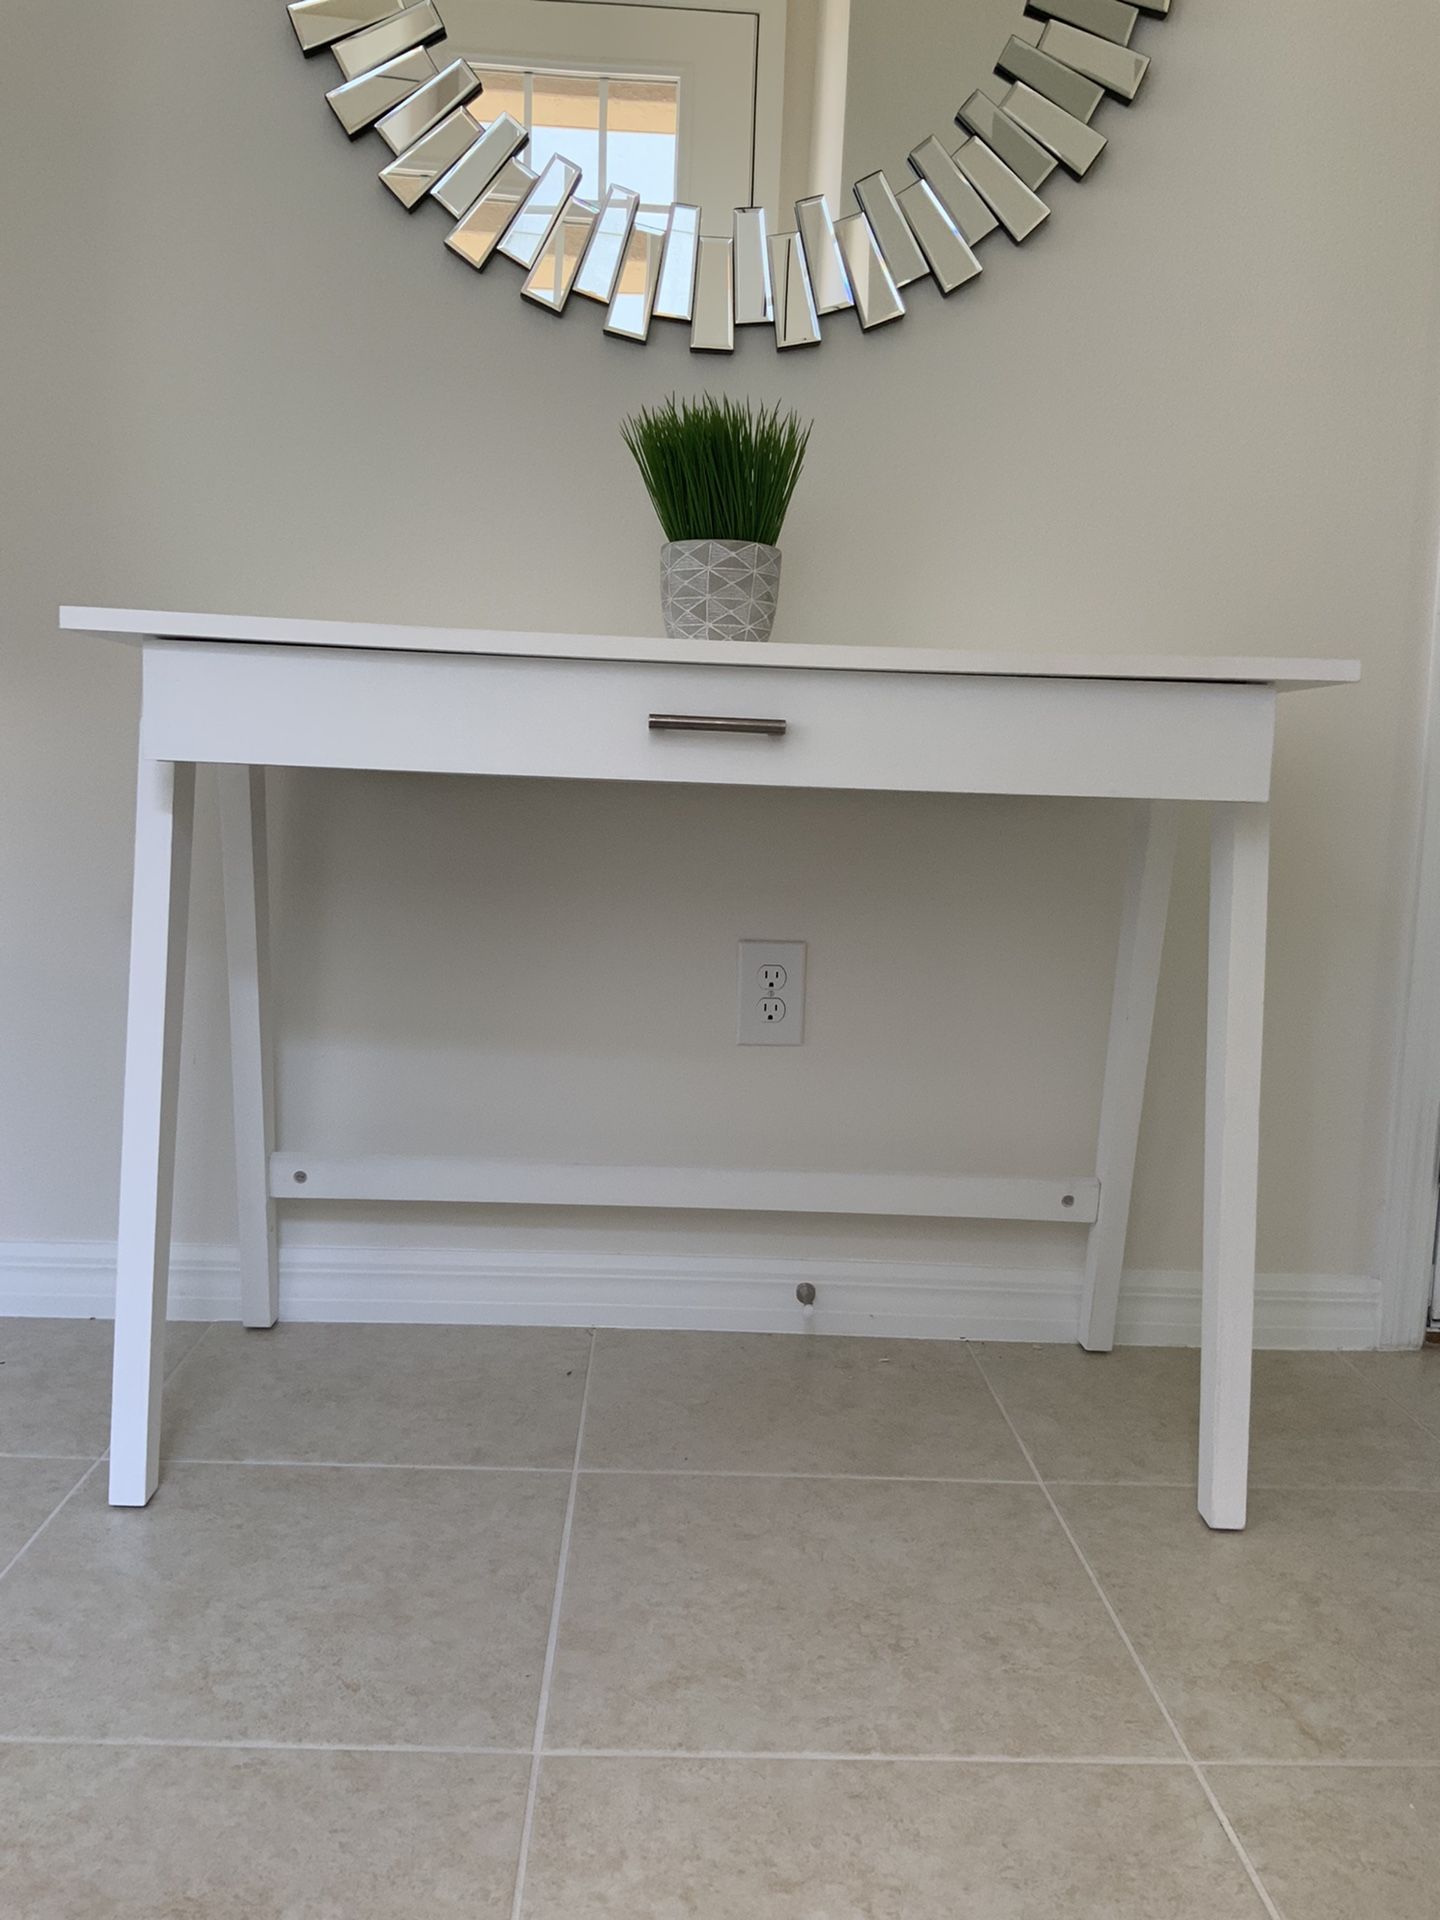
[1199, 801, 1270, 1530]
[218, 766, 279, 1329]
[1079, 802, 1180, 1352]
[109, 757, 196, 1506]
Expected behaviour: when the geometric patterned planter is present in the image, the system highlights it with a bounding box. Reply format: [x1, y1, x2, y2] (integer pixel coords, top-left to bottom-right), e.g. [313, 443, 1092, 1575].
[661, 540, 783, 643]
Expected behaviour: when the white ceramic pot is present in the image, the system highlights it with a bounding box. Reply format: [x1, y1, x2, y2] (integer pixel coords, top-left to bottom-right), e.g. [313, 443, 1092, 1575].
[660, 539, 783, 643]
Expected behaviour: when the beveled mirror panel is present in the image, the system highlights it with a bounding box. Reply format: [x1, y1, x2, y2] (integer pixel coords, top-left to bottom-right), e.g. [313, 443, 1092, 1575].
[289, 0, 1173, 352]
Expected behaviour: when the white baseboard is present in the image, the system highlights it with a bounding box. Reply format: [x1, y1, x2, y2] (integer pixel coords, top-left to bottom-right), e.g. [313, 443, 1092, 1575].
[0, 1239, 1382, 1348]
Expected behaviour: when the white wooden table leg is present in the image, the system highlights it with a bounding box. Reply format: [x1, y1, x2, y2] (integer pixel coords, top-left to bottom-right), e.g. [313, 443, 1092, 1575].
[1079, 802, 1180, 1351]
[218, 766, 279, 1329]
[1199, 801, 1270, 1531]
[109, 757, 196, 1507]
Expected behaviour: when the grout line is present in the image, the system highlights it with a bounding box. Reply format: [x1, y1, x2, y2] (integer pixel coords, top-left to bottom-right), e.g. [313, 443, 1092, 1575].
[1336, 1350, 1440, 1443]
[163, 1458, 574, 1474]
[1248, 1482, 1440, 1494]
[1045, 1478, 1196, 1489]
[0, 1453, 97, 1463]
[92, 1455, 1440, 1493]
[1052, 1478, 1440, 1495]
[0, 1458, 103, 1588]
[540, 1748, 1193, 1766]
[154, 1461, 1035, 1484]
[161, 1320, 216, 1389]
[1196, 1769, 1293, 1920]
[1, 1323, 220, 1588]
[965, 1344, 1287, 1920]
[510, 1328, 596, 1920]
[1199, 1757, 1440, 1771]
[0, 1323, 215, 1479]
[0, 1729, 1432, 1769]
[0, 1733, 530, 1756]
[577, 1466, 1037, 1485]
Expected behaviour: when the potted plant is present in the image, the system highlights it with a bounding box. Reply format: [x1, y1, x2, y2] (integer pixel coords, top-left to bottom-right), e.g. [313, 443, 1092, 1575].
[621, 395, 812, 643]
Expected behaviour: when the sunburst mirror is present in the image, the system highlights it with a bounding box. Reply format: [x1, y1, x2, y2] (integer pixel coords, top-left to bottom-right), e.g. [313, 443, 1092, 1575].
[288, 0, 1170, 352]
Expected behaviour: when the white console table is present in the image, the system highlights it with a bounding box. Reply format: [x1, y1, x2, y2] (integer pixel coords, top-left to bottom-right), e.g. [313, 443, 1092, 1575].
[61, 607, 1357, 1528]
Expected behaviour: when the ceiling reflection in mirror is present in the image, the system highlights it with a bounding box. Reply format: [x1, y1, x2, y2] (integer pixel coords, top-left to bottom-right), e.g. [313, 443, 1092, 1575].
[289, 0, 1173, 351]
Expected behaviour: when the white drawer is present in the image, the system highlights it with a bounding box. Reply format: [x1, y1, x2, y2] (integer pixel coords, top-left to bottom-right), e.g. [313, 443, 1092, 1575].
[142, 642, 1276, 802]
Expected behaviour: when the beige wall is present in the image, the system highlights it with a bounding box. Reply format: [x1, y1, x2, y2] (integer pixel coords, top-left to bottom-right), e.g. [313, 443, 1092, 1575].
[4, 0, 1440, 1323]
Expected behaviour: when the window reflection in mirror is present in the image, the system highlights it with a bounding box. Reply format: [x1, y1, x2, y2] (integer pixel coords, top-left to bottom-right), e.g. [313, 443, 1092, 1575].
[443, 0, 1035, 235]
[468, 67, 680, 218]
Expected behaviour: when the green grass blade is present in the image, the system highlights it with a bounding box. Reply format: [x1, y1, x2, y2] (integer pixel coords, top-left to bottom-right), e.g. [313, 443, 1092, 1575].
[620, 394, 812, 547]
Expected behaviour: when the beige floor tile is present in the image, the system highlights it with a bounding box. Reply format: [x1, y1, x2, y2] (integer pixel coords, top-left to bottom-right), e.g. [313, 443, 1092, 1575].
[0, 1319, 207, 1457]
[0, 1458, 91, 1567]
[0, 1742, 528, 1919]
[976, 1346, 1440, 1488]
[0, 1464, 565, 1746]
[547, 1475, 1173, 1756]
[1055, 1486, 1440, 1761]
[162, 1322, 590, 1467]
[975, 1344, 1199, 1482]
[523, 1757, 1267, 1918]
[582, 1331, 1029, 1478]
[1342, 1351, 1440, 1438]
[1208, 1765, 1440, 1920]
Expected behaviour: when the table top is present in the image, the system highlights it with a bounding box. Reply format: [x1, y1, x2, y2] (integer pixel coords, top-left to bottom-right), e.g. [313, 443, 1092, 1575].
[60, 607, 1361, 691]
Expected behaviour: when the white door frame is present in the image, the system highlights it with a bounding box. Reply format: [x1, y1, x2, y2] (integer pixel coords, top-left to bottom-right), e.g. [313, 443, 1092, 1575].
[1379, 523, 1440, 1346]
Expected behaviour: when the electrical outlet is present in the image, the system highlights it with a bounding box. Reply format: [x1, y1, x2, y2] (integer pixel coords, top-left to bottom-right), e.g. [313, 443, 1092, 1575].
[738, 940, 806, 1045]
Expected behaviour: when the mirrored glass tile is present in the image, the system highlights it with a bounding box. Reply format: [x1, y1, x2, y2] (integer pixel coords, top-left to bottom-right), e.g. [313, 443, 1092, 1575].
[691, 236, 735, 352]
[768, 231, 820, 348]
[854, 173, 926, 287]
[375, 59, 481, 155]
[834, 213, 904, 329]
[431, 112, 527, 216]
[289, 0, 405, 55]
[1037, 21, 1150, 99]
[606, 211, 667, 340]
[734, 208, 773, 325]
[795, 196, 853, 313]
[497, 155, 581, 269]
[574, 186, 639, 304]
[444, 157, 536, 269]
[327, 48, 436, 137]
[1001, 81, 1107, 176]
[952, 136, 1050, 242]
[294, 0, 1170, 358]
[1025, 0, 1138, 46]
[653, 205, 700, 322]
[907, 136, 1000, 245]
[523, 198, 599, 311]
[380, 108, 486, 208]
[896, 178, 982, 294]
[957, 91, 1058, 191]
[331, 2, 444, 80]
[996, 36, 1104, 123]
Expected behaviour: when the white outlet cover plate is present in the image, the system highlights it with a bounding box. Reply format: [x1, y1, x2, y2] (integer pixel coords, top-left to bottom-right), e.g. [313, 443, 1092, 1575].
[738, 940, 806, 1046]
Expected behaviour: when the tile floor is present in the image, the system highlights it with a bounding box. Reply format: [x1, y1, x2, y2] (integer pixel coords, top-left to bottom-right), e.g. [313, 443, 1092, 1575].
[1, 1320, 1437, 1917]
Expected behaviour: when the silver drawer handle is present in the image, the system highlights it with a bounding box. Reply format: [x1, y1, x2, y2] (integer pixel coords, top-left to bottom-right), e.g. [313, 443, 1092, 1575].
[649, 713, 788, 737]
